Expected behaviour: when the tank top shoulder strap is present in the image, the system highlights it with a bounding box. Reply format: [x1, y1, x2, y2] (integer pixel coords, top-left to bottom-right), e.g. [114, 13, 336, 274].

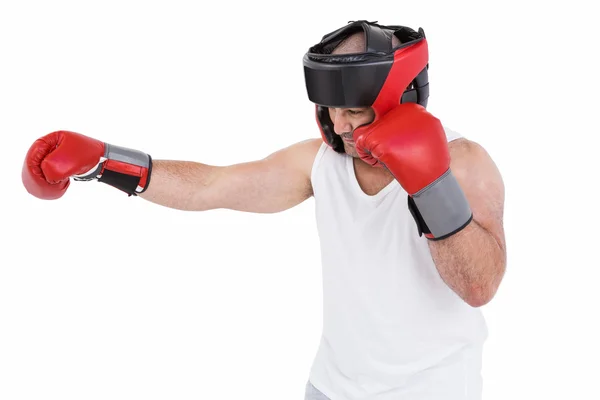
[310, 141, 347, 197]
[311, 142, 329, 181]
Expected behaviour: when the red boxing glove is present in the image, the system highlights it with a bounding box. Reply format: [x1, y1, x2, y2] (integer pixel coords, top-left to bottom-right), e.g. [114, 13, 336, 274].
[354, 103, 472, 240]
[22, 130, 152, 200]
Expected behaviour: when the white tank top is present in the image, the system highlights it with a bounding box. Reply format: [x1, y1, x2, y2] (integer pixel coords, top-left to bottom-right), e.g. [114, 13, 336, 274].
[308, 127, 488, 400]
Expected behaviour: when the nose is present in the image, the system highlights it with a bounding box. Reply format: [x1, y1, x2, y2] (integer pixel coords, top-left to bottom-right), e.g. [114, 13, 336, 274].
[331, 109, 353, 136]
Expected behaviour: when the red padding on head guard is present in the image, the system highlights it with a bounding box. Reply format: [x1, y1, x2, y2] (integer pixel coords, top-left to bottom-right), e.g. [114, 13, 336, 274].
[371, 39, 429, 120]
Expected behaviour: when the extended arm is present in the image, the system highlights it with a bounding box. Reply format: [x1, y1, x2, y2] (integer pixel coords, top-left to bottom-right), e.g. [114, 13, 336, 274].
[140, 139, 321, 212]
[22, 130, 322, 214]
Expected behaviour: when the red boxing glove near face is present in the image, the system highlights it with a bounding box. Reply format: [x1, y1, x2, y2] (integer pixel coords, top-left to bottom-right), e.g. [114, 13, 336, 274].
[354, 103, 472, 240]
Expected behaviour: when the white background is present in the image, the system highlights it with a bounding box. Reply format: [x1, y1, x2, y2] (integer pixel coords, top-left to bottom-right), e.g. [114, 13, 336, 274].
[1, 1, 598, 399]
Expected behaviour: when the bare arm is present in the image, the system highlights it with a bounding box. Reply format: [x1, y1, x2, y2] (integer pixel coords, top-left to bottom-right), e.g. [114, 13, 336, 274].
[139, 139, 323, 213]
[428, 138, 507, 307]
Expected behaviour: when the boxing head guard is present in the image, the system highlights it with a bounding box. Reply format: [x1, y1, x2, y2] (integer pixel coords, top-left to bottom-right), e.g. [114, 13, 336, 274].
[303, 20, 429, 153]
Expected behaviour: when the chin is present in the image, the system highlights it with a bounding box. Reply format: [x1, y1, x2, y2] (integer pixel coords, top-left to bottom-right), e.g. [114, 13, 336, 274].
[344, 144, 359, 158]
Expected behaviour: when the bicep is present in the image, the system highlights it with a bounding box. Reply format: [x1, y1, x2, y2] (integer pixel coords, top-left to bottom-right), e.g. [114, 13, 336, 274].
[212, 139, 322, 213]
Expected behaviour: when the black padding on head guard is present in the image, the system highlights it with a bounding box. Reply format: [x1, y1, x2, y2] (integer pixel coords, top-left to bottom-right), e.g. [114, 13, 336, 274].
[401, 67, 429, 107]
[304, 58, 394, 108]
[316, 106, 345, 153]
[304, 20, 397, 109]
[310, 20, 394, 58]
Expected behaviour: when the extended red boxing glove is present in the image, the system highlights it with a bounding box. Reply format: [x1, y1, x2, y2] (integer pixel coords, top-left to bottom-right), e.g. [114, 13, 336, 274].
[354, 103, 472, 240]
[22, 130, 152, 200]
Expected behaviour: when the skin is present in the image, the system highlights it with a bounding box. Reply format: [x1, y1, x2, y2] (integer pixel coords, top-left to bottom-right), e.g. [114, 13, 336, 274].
[140, 32, 506, 308]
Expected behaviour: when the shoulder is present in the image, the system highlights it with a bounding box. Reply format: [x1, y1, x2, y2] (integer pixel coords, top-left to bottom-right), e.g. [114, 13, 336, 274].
[296, 138, 326, 179]
[448, 137, 482, 155]
[448, 137, 505, 230]
[282, 138, 324, 167]
[288, 138, 325, 197]
[295, 137, 325, 155]
[264, 137, 324, 179]
[447, 138, 503, 185]
[448, 138, 504, 190]
[266, 138, 323, 162]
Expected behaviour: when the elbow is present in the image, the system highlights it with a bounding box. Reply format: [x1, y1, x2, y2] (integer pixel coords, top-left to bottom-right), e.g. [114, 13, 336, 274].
[464, 284, 497, 308]
[464, 260, 506, 308]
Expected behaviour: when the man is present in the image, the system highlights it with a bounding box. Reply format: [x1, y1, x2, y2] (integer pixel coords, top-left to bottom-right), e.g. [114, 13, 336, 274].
[22, 20, 506, 400]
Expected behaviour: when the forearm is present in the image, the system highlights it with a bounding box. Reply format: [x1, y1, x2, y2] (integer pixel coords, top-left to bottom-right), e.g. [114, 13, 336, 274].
[428, 220, 506, 307]
[140, 160, 220, 211]
[138, 140, 318, 214]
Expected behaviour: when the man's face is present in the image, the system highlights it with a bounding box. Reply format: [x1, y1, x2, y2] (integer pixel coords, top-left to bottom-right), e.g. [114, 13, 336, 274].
[328, 107, 376, 157]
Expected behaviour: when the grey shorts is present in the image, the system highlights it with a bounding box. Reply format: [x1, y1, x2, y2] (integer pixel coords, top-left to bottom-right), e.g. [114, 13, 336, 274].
[305, 381, 330, 400]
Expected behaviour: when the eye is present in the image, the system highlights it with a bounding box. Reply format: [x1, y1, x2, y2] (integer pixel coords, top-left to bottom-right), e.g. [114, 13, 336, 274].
[348, 109, 363, 115]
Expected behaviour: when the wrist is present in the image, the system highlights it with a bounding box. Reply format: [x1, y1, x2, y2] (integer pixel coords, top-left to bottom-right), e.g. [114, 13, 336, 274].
[74, 142, 152, 196]
[408, 169, 472, 240]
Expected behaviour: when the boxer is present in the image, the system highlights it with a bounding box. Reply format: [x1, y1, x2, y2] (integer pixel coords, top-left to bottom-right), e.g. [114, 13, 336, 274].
[23, 20, 506, 400]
